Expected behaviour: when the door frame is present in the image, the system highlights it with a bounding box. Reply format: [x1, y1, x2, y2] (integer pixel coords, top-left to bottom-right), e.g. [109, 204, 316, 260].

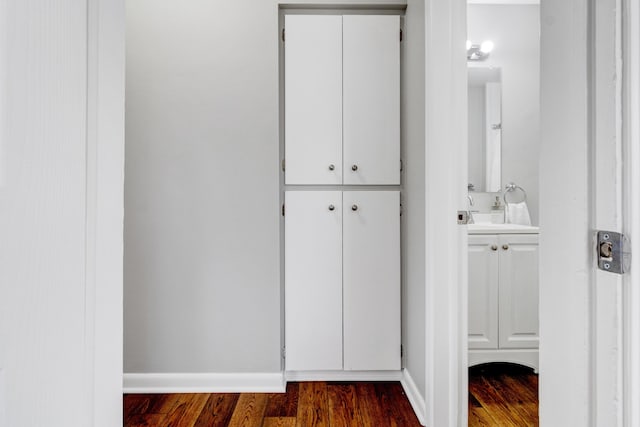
[424, 0, 640, 425]
[423, 0, 468, 425]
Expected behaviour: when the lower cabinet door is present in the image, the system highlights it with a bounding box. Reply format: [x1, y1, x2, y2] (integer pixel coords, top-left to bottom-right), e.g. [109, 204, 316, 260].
[498, 234, 540, 349]
[343, 191, 400, 370]
[468, 235, 499, 350]
[285, 191, 343, 371]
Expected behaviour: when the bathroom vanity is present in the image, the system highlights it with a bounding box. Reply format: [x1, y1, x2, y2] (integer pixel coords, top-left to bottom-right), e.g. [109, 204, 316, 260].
[468, 223, 539, 372]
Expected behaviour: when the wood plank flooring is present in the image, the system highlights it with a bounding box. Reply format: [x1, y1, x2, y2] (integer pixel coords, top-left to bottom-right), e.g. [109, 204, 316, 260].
[468, 363, 539, 427]
[124, 381, 422, 427]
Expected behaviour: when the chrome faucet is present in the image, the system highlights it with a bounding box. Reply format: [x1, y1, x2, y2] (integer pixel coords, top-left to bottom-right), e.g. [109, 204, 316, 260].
[467, 194, 474, 206]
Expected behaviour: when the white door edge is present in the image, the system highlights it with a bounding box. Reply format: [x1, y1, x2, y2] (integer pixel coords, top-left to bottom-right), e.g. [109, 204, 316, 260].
[622, 0, 640, 425]
[87, 0, 125, 425]
[591, 0, 625, 424]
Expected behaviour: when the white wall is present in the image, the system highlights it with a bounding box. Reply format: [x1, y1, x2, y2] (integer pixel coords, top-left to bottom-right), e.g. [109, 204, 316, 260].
[401, 0, 427, 406]
[0, 1, 124, 425]
[125, 0, 282, 373]
[467, 5, 540, 225]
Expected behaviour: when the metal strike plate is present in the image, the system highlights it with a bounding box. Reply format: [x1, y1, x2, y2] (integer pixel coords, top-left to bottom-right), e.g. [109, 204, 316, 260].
[597, 230, 631, 274]
[457, 210, 469, 225]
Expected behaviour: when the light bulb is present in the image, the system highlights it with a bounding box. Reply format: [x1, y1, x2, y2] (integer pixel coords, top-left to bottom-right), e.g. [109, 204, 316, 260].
[480, 40, 494, 54]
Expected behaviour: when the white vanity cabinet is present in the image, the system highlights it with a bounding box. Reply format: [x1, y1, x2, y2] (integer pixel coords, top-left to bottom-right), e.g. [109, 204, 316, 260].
[284, 15, 400, 185]
[468, 228, 539, 370]
[285, 191, 400, 373]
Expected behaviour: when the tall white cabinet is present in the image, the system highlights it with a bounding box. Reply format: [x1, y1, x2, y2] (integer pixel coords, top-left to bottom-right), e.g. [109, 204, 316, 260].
[468, 229, 540, 371]
[283, 13, 401, 376]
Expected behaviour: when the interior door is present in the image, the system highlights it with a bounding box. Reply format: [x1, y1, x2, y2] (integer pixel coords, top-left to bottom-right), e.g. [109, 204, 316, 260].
[285, 191, 343, 371]
[284, 15, 343, 185]
[538, 0, 626, 424]
[468, 235, 499, 350]
[343, 191, 400, 370]
[343, 15, 400, 185]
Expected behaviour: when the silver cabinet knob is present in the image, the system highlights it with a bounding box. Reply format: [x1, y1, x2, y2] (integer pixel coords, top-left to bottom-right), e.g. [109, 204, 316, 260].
[352, 164, 358, 171]
[328, 164, 335, 171]
[351, 204, 358, 211]
[491, 245, 498, 251]
[328, 205, 335, 211]
[502, 244, 509, 250]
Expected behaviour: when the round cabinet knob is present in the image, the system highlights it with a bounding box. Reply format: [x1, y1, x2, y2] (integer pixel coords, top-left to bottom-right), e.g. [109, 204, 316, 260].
[328, 205, 335, 211]
[502, 244, 509, 250]
[328, 164, 335, 171]
[491, 245, 498, 251]
[351, 205, 358, 211]
[352, 164, 358, 171]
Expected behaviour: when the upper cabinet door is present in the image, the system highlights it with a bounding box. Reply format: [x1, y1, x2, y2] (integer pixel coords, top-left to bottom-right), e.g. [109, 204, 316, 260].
[285, 15, 343, 185]
[343, 16, 400, 185]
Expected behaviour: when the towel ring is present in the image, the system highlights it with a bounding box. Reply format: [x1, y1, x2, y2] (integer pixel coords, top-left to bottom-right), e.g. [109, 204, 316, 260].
[503, 182, 527, 204]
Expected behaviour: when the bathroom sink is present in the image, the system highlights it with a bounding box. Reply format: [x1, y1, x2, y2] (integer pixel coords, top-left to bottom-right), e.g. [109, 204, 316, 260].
[471, 212, 504, 224]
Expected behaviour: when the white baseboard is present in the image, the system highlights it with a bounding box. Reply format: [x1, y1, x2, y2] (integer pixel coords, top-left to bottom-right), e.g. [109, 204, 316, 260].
[123, 372, 286, 394]
[0, 369, 5, 427]
[284, 370, 402, 382]
[400, 369, 426, 426]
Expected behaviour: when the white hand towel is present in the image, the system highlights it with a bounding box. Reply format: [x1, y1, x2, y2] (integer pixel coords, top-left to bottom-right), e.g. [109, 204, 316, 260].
[505, 201, 532, 226]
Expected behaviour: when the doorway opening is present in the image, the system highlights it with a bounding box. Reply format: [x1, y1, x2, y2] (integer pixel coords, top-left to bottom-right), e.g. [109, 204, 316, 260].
[465, 2, 540, 425]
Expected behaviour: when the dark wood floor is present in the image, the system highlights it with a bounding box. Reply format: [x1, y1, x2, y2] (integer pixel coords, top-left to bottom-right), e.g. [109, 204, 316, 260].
[124, 381, 422, 427]
[468, 363, 539, 426]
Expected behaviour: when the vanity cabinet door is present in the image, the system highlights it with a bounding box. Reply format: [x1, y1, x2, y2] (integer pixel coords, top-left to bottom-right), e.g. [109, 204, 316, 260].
[284, 15, 343, 185]
[498, 234, 540, 349]
[285, 191, 343, 371]
[343, 191, 400, 370]
[343, 16, 400, 185]
[468, 235, 499, 350]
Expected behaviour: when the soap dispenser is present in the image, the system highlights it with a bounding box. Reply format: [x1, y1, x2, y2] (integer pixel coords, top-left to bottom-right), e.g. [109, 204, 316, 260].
[491, 196, 505, 223]
[492, 196, 502, 210]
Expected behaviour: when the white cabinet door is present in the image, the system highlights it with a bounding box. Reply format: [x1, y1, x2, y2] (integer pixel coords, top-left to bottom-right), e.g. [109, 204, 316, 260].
[285, 15, 343, 185]
[468, 235, 499, 350]
[285, 191, 343, 370]
[343, 16, 400, 185]
[343, 191, 400, 370]
[498, 234, 539, 349]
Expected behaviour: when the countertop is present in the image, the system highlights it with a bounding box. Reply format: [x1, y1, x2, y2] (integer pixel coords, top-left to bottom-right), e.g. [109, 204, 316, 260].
[468, 223, 540, 234]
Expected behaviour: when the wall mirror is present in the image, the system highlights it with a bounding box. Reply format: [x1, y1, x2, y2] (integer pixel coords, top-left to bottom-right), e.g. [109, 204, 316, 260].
[467, 66, 502, 193]
[467, 3, 540, 223]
